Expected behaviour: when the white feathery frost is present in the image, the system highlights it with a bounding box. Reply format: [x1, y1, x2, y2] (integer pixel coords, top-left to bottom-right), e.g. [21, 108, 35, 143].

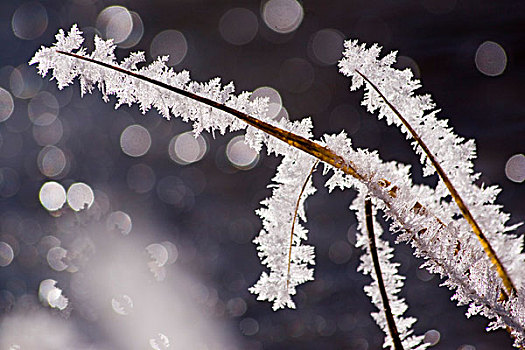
[29, 25, 319, 310]
[338, 39, 525, 346]
[29, 25, 268, 137]
[29, 26, 525, 347]
[250, 151, 317, 310]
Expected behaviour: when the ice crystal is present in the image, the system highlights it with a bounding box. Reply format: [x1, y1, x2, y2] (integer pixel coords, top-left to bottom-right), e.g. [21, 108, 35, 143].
[30, 26, 525, 346]
[339, 39, 525, 345]
[250, 151, 317, 310]
[29, 25, 269, 137]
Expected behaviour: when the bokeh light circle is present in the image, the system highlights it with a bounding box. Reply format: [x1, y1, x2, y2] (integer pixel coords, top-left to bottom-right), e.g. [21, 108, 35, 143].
[251, 86, 282, 120]
[111, 294, 133, 315]
[505, 154, 525, 183]
[10, 64, 43, 99]
[119, 11, 144, 48]
[0, 242, 14, 267]
[146, 243, 169, 267]
[149, 333, 170, 350]
[37, 145, 67, 177]
[28, 91, 59, 126]
[262, 0, 303, 34]
[38, 235, 60, 257]
[46, 285, 68, 310]
[226, 297, 247, 317]
[150, 30, 188, 66]
[39, 181, 66, 211]
[120, 124, 151, 157]
[127, 163, 156, 193]
[11, 2, 48, 40]
[310, 29, 344, 65]
[169, 132, 207, 165]
[475, 41, 507, 77]
[106, 211, 132, 235]
[96, 6, 133, 44]
[239, 317, 259, 336]
[226, 136, 259, 170]
[67, 182, 95, 211]
[0, 88, 14, 122]
[423, 329, 441, 346]
[219, 8, 258, 45]
[162, 241, 179, 264]
[156, 176, 192, 206]
[0, 168, 20, 198]
[46, 246, 68, 271]
[38, 279, 59, 304]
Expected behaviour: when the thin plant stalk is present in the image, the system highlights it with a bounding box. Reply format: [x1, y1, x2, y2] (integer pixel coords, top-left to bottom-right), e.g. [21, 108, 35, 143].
[287, 161, 319, 289]
[365, 198, 405, 350]
[355, 69, 516, 297]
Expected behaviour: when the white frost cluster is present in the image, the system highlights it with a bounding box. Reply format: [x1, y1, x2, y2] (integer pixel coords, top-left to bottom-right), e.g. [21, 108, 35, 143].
[29, 26, 525, 346]
[250, 151, 317, 310]
[29, 25, 269, 137]
[338, 40, 525, 346]
[29, 25, 319, 310]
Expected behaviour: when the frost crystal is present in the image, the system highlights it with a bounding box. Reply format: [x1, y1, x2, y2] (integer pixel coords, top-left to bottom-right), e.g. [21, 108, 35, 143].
[250, 151, 317, 310]
[30, 26, 525, 346]
[29, 25, 269, 137]
[339, 39, 525, 346]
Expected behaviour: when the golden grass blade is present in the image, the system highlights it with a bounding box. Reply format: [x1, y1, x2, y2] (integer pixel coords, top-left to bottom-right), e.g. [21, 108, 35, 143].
[355, 69, 516, 296]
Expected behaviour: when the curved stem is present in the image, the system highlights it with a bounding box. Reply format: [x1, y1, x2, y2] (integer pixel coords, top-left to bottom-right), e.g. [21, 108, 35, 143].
[56, 51, 362, 181]
[355, 69, 516, 297]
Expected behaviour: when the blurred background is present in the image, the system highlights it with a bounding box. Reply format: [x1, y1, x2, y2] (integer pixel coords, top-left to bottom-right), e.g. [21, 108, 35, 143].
[0, 0, 524, 349]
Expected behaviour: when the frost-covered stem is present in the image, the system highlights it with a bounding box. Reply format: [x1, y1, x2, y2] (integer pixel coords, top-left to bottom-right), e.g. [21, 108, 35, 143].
[56, 51, 362, 180]
[355, 69, 517, 297]
[365, 198, 404, 350]
[287, 161, 319, 289]
[29, 29, 525, 344]
[56, 52, 516, 308]
[375, 186, 525, 337]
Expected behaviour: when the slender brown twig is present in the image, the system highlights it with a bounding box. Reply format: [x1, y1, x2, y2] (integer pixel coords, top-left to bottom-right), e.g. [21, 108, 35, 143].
[287, 160, 319, 289]
[355, 69, 516, 297]
[365, 198, 405, 350]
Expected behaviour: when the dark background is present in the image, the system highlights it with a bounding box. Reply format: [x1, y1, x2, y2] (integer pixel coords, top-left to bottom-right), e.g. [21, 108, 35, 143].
[0, 0, 524, 349]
